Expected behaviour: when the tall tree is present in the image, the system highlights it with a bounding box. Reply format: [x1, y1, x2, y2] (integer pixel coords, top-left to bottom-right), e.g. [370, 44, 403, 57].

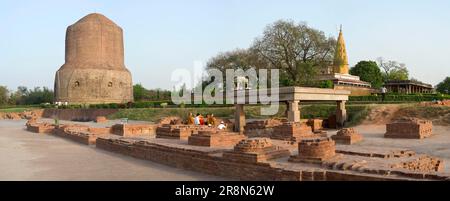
[436, 77, 450, 94]
[377, 57, 409, 81]
[350, 61, 383, 88]
[0, 86, 9, 105]
[251, 20, 336, 86]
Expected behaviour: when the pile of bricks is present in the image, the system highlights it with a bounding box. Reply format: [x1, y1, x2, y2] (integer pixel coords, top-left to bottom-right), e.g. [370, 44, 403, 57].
[156, 125, 197, 140]
[331, 128, 363, 145]
[95, 116, 108, 123]
[391, 156, 444, 172]
[289, 137, 336, 164]
[272, 122, 315, 141]
[222, 138, 290, 164]
[188, 130, 246, 147]
[112, 123, 157, 137]
[385, 118, 433, 139]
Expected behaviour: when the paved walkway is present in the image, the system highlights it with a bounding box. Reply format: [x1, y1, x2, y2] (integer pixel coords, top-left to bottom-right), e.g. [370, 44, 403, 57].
[0, 120, 224, 181]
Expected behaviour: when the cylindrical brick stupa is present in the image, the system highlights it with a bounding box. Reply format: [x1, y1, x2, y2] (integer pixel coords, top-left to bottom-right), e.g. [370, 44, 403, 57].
[54, 13, 133, 104]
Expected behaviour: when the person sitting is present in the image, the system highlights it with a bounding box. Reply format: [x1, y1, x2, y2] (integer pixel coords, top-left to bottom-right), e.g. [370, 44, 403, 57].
[199, 114, 205, 125]
[207, 114, 216, 126]
[217, 121, 227, 130]
[194, 113, 201, 125]
[187, 113, 195, 125]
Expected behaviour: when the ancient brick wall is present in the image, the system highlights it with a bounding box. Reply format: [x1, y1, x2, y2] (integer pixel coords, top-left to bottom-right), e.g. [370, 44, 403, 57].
[385, 118, 433, 139]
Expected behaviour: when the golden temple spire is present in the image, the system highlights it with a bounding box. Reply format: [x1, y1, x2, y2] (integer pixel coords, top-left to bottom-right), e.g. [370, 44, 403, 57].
[333, 25, 349, 74]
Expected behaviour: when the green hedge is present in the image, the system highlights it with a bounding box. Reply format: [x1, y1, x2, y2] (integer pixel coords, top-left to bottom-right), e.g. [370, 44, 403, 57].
[350, 94, 450, 102]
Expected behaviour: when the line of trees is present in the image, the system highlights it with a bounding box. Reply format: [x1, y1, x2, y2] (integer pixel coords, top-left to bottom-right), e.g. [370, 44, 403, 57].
[133, 84, 171, 102]
[0, 86, 54, 106]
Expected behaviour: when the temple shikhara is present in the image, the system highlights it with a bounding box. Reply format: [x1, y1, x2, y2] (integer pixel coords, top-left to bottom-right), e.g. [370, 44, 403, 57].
[316, 26, 373, 96]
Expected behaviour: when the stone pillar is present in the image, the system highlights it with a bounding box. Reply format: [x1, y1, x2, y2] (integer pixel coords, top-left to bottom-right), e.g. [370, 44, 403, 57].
[287, 101, 300, 122]
[284, 101, 290, 117]
[336, 101, 347, 128]
[234, 104, 246, 133]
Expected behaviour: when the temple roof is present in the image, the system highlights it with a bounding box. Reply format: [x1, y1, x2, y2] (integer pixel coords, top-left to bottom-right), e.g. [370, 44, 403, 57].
[333, 26, 349, 74]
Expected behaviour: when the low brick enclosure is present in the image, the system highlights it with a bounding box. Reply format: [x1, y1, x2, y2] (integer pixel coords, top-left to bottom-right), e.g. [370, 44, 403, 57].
[26, 120, 55, 134]
[289, 137, 337, 164]
[111, 124, 157, 137]
[156, 125, 200, 140]
[272, 122, 316, 141]
[52, 124, 99, 145]
[188, 130, 246, 147]
[385, 118, 433, 139]
[331, 128, 363, 145]
[95, 135, 449, 181]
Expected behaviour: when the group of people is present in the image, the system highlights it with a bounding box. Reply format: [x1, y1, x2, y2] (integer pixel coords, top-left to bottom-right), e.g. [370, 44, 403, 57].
[187, 113, 227, 130]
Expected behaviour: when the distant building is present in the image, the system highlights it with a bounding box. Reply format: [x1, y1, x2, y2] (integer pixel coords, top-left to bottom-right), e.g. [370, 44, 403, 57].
[316, 26, 373, 96]
[384, 80, 434, 94]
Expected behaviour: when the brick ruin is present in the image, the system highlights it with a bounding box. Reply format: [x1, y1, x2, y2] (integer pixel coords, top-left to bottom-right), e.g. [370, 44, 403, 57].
[222, 138, 290, 164]
[188, 129, 246, 147]
[289, 137, 337, 164]
[111, 123, 157, 137]
[95, 134, 449, 181]
[18, 114, 450, 181]
[385, 117, 433, 139]
[156, 125, 197, 140]
[244, 119, 283, 137]
[307, 119, 324, 133]
[272, 122, 316, 141]
[26, 119, 55, 134]
[95, 116, 108, 123]
[331, 128, 363, 145]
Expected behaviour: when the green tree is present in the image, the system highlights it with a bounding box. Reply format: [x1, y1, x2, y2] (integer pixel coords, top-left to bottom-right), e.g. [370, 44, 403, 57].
[388, 67, 409, 81]
[350, 61, 383, 88]
[436, 77, 450, 94]
[377, 57, 409, 81]
[133, 83, 148, 101]
[0, 86, 9, 105]
[252, 20, 336, 86]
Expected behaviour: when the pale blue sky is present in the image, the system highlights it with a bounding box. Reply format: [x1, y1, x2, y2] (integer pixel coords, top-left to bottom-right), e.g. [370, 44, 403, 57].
[1, 0, 449, 90]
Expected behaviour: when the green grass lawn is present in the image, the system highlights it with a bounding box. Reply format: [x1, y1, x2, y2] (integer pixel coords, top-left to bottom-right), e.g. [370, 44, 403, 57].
[0, 107, 37, 113]
[108, 104, 373, 126]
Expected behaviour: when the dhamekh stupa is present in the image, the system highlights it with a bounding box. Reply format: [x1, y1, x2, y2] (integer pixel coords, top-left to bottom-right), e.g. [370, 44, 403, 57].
[54, 13, 133, 104]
